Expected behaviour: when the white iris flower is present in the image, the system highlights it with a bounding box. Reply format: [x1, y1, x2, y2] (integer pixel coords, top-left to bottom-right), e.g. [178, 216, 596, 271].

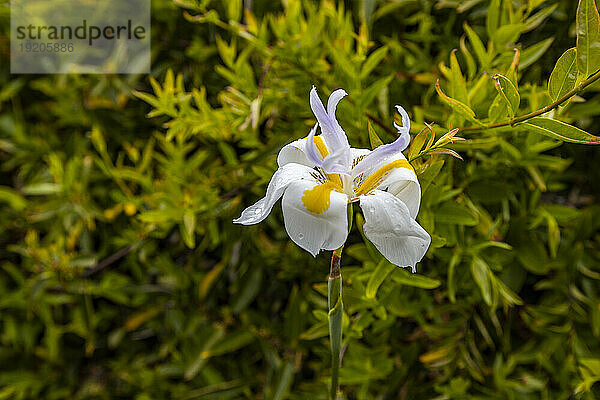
[234, 86, 431, 271]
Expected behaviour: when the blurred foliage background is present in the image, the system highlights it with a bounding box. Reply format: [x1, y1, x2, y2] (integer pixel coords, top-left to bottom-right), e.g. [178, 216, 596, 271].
[1, 0, 600, 398]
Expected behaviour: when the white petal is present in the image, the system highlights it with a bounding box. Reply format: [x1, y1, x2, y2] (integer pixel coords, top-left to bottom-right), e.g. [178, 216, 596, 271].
[282, 180, 349, 256]
[351, 148, 420, 218]
[378, 167, 421, 219]
[233, 163, 316, 225]
[351, 147, 371, 162]
[276, 138, 313, 168]
[360, 190, 430, 270]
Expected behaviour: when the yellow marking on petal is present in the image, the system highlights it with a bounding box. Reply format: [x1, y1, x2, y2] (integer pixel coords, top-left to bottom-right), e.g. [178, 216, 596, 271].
[354, 159, 414, 196]
[313, 136, 329, 158]
[301, 182, 340, 214]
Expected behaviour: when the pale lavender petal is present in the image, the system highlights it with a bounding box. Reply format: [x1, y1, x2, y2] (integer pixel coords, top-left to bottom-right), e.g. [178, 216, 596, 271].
[310, 86, 337, 138]
[327, 89, 348, 118]
[309, 86, 351, 173]
[351, 105, 412, 178]
[305, 123, 323, 166]
[322, 147, 352, 176]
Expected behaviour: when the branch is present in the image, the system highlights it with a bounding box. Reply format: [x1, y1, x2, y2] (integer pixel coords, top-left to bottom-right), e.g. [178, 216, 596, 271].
[458, 69, 600, 133]
[82, 241, 143, 278]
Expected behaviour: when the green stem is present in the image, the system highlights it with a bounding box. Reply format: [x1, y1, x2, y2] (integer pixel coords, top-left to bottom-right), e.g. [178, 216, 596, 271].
[328, 248, 343, 400]
[458, 68, 600, 133]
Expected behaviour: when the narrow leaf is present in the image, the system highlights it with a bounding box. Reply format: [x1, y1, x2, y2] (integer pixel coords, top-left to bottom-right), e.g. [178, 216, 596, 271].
[367, 120, 383, 150]
[520, 37, 555, 69]
[577, 0, 600, 77]
[390, 269, 441, 289]
[486, 0, 501, 38]
[450, 50, 469, 104]
[361, 46, 388, 79]
[493, 74, 520, 117]
[435, 80, 484, 126]
[549, 48, 578, 101]
[365, 260, 395, 299]
[471, 257, 493, 306]
[426, 148, 464, 160]
[520, 117, 600, 144]
[464, 22, 489, 69]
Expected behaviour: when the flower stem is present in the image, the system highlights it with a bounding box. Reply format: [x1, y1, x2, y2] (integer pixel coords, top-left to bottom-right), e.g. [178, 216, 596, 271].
[328, 248, 343, 400]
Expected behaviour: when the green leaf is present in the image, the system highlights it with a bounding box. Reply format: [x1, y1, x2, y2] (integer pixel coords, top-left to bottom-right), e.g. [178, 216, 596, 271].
[470, 257, 492, 306]
[435, 203, 478, 226]
[492, 24, 524, 50]
[435, 80, 484, 127]
[448, 253, 461, 303]
[361, 46, 388, 79]
[365, 260, 395, 299]
[549, 48, 578, 102]
[450, 50, 469, 105]
[460, 35, 477, 80]
[390, 268, 441, 289]
[488, 94, 508, 123]
[182, 210, 196, 248]
[463, 22, 489, 69]
[21, 183, 62, 196]
[524, 4, 558, 32]
[367, 120, 383, 150]
[520, 37, 555, 69]
[519, 117, 600, 144]
[493, 74, 520, 118]
[486, 0, 501, 38]
[359, 74, 394, 110]
[0, 186, 26, 210]
[232, 267, 263, 313]
[576, 0, 600, 77]
[268, 361, 295, 400]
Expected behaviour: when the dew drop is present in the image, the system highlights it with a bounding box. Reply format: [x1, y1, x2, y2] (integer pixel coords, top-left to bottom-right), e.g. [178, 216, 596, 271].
[369, 206, 375, 213]
[298, 233, 305, 240]
[254, 208, 262, 215]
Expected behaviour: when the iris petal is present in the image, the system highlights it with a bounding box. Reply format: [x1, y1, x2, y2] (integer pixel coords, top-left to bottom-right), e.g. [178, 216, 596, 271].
[282, 179, 349, 256]
[233, 163, 316, 225]
[359, 190, 430, 271]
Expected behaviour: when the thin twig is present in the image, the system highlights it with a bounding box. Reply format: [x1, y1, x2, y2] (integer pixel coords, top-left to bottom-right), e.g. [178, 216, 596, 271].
[82, 241, 142, 278]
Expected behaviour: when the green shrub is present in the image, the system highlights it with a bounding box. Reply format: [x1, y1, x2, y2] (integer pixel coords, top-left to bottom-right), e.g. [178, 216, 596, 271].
[0, 0, 599, 399]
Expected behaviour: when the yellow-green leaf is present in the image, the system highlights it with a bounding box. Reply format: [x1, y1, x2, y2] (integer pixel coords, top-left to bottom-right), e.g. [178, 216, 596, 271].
[450, 50, 469, 105]
[367, 120, 383, 150]
[365, 260, 395, 299]
[493, 74, 520, 118]
[435, 80, 484, 127]
[576, 0, 600, 77]
[548, 47, 578, 101]
[519, 117, 600, 144]
[471, 257, 492, 306]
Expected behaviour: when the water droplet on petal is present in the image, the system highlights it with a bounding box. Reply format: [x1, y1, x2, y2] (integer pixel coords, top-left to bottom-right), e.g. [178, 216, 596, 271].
[298, 233, 304, 240]
[254, 208, 262, 215]
[369, 206, 375, 213]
